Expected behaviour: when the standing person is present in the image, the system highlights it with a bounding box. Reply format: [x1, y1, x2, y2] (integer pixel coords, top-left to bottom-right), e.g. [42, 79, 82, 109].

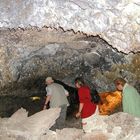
[75, 77, 97, 133]
[43, 77, 69, 129]
[114, 77, 140, 117]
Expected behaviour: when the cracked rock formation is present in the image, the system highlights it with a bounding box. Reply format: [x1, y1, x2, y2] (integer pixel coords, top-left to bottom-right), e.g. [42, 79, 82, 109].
[0, 108, 61, 140]
[0, 0, 140, 96]
[0, 108, 140, 140]
[0, 0, 140, 53]
[0, 28, 140, 96]
[0, 1, 140, 139]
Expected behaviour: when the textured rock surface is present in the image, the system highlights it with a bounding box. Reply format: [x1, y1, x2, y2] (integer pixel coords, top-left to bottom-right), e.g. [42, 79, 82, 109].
[0, 28, 140, 96]
[0, 108, 140, 140]
[0, 108, 61, 140]
[0, 2, 139, 139]
[0, 0, 140, 53]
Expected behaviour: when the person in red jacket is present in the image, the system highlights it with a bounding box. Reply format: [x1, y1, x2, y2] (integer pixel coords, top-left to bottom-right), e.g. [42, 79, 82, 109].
[75, 77, 97, 133]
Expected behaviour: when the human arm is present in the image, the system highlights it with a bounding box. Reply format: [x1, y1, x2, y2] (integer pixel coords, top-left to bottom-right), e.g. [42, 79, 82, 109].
[43, 95, 51, 110]
[43, 86, 52, 110]
[76, 103, 84, 118]
[64, 89, 69, 96]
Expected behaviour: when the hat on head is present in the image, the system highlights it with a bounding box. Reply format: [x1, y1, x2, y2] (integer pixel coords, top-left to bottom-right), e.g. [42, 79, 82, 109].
[45, 77, 54, 83]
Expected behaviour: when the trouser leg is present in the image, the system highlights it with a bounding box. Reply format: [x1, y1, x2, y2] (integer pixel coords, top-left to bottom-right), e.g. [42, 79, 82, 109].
[50, 105, 67, 130]
[82, 116, 93, 133]
[82, 110, 98, 133]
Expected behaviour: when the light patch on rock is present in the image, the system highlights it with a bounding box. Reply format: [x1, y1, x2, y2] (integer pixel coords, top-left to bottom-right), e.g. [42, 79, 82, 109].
[0, 0, 140, 53]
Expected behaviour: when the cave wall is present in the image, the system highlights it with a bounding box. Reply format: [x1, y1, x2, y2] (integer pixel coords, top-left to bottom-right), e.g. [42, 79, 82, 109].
[0, 0, 140, 96]
[0, 28, 140, 96]
[0, 0, 140, 53]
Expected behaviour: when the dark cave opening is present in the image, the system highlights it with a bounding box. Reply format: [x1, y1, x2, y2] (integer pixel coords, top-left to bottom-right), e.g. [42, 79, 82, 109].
[0, 79, 79, 118]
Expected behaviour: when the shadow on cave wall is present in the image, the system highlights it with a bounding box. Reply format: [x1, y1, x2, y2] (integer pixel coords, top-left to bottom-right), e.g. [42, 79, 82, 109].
[0, 75, 101, 118]
[0, 76, 79, 118]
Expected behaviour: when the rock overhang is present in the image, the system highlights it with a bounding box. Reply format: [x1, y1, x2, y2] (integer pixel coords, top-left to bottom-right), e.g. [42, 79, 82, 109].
[0, 0, 140, 53]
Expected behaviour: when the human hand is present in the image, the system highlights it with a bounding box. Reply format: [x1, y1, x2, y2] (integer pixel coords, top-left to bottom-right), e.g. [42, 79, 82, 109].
[43, 105, 47, 110]
[75, 112, 81, 118]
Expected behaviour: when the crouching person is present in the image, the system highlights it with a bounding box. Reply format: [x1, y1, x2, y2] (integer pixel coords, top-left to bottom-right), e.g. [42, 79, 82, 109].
[75, 77, 97, 133]
[43, 77, 69, 130]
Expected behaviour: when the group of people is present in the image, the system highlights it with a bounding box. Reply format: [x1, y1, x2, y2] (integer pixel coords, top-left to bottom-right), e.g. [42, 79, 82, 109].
[43, 76, 140, 132]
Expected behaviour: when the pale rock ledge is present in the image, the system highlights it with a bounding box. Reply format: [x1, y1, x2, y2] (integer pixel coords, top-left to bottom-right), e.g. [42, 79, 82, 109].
[0, 108, 140, 140]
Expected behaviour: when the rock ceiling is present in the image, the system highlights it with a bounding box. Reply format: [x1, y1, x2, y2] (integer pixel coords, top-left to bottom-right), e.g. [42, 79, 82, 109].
[0, 0, 140, 53]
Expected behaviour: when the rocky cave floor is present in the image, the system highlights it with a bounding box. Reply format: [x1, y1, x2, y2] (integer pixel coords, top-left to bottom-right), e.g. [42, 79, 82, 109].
[65, 112, 82, 129]
[0, 95, 82, 130]
[1, 96, 140, 140]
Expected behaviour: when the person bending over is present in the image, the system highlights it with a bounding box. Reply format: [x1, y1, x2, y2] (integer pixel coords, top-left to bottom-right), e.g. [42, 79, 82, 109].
[43, 77, 69, 129]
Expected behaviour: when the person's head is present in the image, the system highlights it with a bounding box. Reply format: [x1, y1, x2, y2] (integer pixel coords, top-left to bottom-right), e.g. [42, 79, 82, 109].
[74, 77, 85, 89]
[114, 77, 126, 91]
[45, 77, 54, 85]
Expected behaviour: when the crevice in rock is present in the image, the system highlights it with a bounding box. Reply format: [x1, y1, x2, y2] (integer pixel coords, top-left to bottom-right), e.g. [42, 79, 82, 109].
[0, 27, 140, 94]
